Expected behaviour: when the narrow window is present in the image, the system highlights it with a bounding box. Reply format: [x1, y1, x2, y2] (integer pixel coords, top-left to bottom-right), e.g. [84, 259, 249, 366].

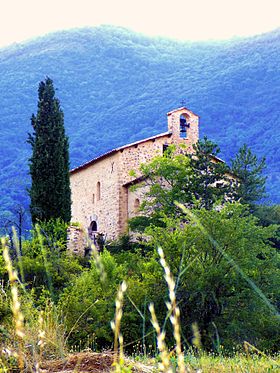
[92, 193, 95, 204]
[163, 144, 169, 153]
[134, 198, 140, 212]
[97, 181, 101, 201]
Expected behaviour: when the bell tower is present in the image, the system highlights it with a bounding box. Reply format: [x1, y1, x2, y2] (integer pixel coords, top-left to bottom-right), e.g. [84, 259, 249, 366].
[167, 106, 199, 147]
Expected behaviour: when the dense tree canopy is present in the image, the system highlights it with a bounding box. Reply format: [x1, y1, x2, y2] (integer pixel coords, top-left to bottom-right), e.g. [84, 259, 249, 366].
[127, 142, 280, 351]
[143, 203, 280, 350]
[28, 78, 71, 223]
[189, 137, 233, 210]
[231, 144, 267, 207]
[131, 138, 234, 230]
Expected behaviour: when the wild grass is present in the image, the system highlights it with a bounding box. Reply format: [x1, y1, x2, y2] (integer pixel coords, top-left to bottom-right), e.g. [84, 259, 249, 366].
[0, 229, 279, 372]
[0, 236, 67, 372]
[111, 281, 128, 372]
[186, 353, 280, 372]
[2, 237, 25, 371]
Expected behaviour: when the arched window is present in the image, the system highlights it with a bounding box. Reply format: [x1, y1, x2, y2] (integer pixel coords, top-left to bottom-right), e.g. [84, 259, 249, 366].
[97, 181, 101, 201]
[180, 114, 189, 139]
[134, 198, 140, 212]
[89, 220, 98, 232]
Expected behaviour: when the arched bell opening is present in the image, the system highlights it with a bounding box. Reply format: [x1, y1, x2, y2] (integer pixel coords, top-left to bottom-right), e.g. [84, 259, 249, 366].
[179, 114, 190, 139]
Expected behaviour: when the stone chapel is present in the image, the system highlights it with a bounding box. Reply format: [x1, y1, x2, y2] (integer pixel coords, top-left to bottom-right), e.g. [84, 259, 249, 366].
[69, 107, 199, 245]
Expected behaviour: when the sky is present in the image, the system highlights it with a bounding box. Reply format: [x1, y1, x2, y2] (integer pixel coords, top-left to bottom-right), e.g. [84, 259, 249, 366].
[1, 0, 280, 48]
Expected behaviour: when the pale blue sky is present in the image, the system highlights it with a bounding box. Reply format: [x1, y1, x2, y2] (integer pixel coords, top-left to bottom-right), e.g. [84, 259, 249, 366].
[1, 0, 280, 47]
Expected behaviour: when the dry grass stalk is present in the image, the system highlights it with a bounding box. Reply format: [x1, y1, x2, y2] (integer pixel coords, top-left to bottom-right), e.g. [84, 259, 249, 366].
[34, 311, 46, 373]
[111, 281, 127, 371]
[40, 300, 67, 359]
[191, 322, 202, 351]
[158, 247, 186, 373]
[90, 243, 107, 283]
[118, 334, 124, 370]
[149, 303, 172, 373]
[2, 238, 25, 372]
[38, 311, 46, 350]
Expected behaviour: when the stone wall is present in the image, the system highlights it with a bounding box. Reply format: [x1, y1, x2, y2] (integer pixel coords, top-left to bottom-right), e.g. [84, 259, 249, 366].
[67, 225, 88, 255]
[70, 152, 121, 240]
[119, 135, 171, 185]
[127, 182, 149, 221]
[70, 107, 200, 242]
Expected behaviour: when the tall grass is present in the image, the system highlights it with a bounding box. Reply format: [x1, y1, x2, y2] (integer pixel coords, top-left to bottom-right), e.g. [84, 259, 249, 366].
[111, 281, 127, 371]
[0, 226, 279, 372]
[2, 237, 25, 371]
[0, 235, 67, 372]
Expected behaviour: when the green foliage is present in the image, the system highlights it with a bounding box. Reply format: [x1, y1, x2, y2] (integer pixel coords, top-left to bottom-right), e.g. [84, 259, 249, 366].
[55, 202, 280, 352]
[18, 219, 83, 300]
[189, 137, 233, 209]
[28, 77, 71, 224]
[253, 204, 280, 226]
[128, 215, 155, 233]
[186, 353, 280, 372]
[58, 249, 126, 348]
[138, 144, 193, 219]
[106, 234, 145, 254]
[0, 240, 7, 278]
[58, 248, 162, 350]
[128, 147, 279, 351]
[0, 205, 279, 354]
[132, 139, 234, 232]
[144, 203, 280, 351]
[231, 144, 267, 206]
[253, 204, 280, 250]
[1, 123, 279, 357]
[0, 292, 11, 340]
[37, 218, 68, 251]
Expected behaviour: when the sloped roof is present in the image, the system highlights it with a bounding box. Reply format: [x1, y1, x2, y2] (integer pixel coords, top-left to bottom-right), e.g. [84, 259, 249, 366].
[70, 131, 172, 174]
[167, 106, 199, 117]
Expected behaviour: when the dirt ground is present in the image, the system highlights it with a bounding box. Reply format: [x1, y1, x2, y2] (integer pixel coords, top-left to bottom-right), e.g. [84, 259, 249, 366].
[40, 351, 154, 373]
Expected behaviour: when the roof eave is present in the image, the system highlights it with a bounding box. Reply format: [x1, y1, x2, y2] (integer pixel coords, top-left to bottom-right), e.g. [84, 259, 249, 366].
[70, 131, 172, 174]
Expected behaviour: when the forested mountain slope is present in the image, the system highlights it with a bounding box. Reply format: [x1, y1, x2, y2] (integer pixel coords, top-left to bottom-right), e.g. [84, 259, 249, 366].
[0, 26, 279, 227]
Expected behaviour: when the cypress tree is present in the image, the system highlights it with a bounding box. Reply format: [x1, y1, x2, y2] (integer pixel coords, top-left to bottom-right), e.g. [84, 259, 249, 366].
[28, 77, 71, 223]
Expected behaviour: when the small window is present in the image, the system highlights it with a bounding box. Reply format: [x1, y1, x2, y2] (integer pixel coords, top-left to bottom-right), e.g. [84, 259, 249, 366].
[92, 193, 95, 204]
[163, 144, 169, 153]
[134, 198, 140, 212]
[97, 182, 101, 201]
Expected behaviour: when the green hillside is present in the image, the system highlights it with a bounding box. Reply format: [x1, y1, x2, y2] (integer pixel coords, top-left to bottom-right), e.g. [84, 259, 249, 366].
[0, 26, 279, 227]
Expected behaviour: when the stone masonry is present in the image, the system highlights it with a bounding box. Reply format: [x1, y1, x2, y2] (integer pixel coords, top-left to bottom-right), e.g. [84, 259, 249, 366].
[69, 107, 199, 246]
